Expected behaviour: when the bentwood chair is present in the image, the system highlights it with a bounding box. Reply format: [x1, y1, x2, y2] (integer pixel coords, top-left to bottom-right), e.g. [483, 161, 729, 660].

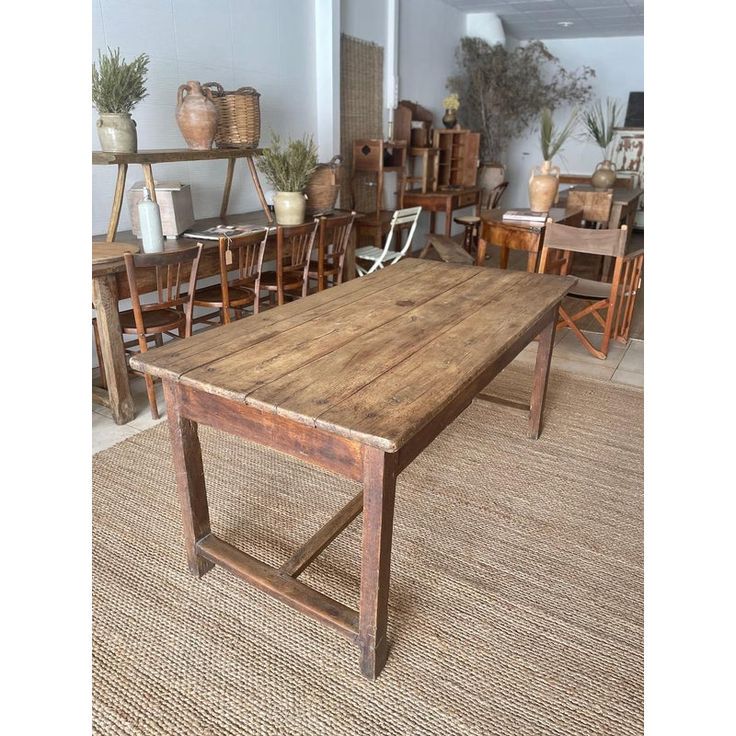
[110, 245, 203, 418]
[192, 228, 268, 326]
[454, 181, 508, 254]
[354, 206, 422, 276]
[260, 220, 319, 306]
[539, 220, 643, 359]
[307, 212, 356, 291]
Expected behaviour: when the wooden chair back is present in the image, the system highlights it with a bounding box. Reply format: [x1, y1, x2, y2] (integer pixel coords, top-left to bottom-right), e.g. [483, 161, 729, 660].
[217, 228, 268, 306]
[566, 189, 613, 227]
[315, 212, 356, 288]
[352, 139, 385, 175]
[484, 181, 508, 210]
[276, 220, 319, 298]
[382, 206, 422, 259]
[542, 219, 627, 260]
[123, 244, 203, 338]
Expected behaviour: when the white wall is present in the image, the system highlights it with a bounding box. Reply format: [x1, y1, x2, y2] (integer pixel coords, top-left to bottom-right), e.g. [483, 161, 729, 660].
[92, 0, 317, 236]
[503, 35, 644, 209]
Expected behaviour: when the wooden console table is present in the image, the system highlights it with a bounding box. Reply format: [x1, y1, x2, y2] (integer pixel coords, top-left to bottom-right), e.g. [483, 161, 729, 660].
[93, 148, 272, 242]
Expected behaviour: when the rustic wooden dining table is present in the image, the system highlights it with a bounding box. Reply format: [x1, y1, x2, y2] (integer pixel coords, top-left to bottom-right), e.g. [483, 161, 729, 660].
[130, 258, 575, 679]
[92, 209, 358, 424]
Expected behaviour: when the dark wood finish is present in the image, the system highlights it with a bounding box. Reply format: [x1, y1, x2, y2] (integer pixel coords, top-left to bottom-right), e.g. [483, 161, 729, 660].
[118, 245, 203, 418]
[92, 241, 139, 264]
[93, 148, 271, 241]
[476, 207, 584, 271]
[308, 212, 356, 291]
[566, 189, 613, 227]
[192, 229, 268, 326]
[131, 260, 575, 679]
[433, 129, 480, 189]
[559, 173, 637, 188]
[528, 313, 556, 438]
[539, 220, 643, 358]
[261, 221, 319, 306]
[402, 187, 480, 238]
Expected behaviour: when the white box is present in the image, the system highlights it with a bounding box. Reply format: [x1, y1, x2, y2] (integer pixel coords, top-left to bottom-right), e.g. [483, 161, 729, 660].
[128, 181, 195, 239]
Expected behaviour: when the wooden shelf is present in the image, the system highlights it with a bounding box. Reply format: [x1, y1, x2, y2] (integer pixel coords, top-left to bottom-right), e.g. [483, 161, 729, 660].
[92, 147, 263, 165]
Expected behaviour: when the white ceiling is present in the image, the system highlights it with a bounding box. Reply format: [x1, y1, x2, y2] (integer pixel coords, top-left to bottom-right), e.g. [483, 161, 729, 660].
[443, 0, 644, 39]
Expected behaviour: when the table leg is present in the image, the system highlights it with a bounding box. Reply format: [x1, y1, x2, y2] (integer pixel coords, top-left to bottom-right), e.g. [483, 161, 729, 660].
[528, 308, 557, 439]
[220, 157, 236, 219]
[106, 163, 128, 242]
[429, 211, 436, 234]
[475, 237, 487, 267]
[246, 156, 274, 223]
[142, 163, 157, 203]
[163, 380, 215, 578]
[359, 445, 398, 680]
[344, 228, 356, 281]
[92, 274, 135, 425]
[499, 247, 509, 270]
[444, 202, 452, 237]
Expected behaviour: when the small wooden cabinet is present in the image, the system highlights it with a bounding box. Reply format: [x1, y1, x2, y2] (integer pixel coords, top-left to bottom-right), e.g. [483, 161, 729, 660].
[433, 130, 480, 189]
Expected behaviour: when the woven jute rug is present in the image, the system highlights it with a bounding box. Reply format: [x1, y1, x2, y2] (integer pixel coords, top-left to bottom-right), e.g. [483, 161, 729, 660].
[93, 365, 643, 735]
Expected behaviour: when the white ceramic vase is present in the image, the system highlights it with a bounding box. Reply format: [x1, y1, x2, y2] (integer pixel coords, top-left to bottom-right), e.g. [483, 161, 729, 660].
[273, 192, 306, 225]
[97, 112, 138, 153]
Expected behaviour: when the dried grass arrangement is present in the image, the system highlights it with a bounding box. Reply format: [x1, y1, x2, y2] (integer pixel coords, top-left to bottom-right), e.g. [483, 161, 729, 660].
[257, 133, 318, 192]
[581, 98, 622, 161]
[92, 47, 149, 114]
[447, 38, 594, 163]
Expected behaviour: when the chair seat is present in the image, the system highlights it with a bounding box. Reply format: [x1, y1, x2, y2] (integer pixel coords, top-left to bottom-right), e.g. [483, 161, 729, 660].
[355, 246, 398, 262]
[568, 277, 613, 300]
[454, 215, 481, 226]
[193, 283, 256, 306]
[119, 308, 184, 334]
[260, 269, 303, 290]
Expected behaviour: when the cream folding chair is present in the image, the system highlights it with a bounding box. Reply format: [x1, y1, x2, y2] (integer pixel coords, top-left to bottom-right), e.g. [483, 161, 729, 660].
[354, 206, 422, 276]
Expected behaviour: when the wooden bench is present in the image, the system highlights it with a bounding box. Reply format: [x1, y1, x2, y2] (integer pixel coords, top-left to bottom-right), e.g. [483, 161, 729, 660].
[418, 233, 474, 265]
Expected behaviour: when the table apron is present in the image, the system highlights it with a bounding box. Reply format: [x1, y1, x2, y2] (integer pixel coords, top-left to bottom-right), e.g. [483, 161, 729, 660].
[396, 301, 560, 473]
[173, 381, 366, 482]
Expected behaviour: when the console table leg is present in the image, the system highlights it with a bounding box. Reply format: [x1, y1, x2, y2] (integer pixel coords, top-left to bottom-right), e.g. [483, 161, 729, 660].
[358, 446, 398, 680]
[142, 163, 157, 203]
[106, 163, 128, 242]
[220, 157, 236, 219]
[246, 156, 273, 223]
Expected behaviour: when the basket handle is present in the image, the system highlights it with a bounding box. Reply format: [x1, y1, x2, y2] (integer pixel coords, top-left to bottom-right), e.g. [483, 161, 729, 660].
[326, 155, 342, 167]
[234, 86, 261, 97]
[202, 82, 225, 97]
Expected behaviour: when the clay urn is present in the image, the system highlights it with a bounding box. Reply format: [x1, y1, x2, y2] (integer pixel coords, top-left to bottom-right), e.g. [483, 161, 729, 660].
[176, 81, 217, 150]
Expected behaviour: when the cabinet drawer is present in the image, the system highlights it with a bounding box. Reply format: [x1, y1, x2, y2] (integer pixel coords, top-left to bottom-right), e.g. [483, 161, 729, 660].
[457, 191, 478, 208]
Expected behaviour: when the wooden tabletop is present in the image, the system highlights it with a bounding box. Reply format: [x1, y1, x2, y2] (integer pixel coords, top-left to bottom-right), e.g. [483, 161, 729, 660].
[131, 260, 574, 452]
[92, 241, 139, 264]
[480, 207, 576, 231]
[92, 148, 263, 165]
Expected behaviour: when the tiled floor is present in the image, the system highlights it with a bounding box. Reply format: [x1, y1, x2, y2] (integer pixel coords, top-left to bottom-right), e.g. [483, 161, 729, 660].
[92, 330, 643, 455]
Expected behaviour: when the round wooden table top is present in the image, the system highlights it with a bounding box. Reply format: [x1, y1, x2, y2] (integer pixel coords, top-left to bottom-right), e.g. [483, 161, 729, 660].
[92, 241, 140, 264]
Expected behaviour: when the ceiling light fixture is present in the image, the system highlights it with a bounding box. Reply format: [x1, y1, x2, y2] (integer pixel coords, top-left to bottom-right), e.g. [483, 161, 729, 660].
[558, 21, 574, 27]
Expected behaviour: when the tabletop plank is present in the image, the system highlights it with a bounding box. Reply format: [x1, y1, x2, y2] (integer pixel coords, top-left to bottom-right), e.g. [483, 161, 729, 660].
[316, 271, 571, 449]
[132, 260, 574, 451]
[132, 259, 430, 379]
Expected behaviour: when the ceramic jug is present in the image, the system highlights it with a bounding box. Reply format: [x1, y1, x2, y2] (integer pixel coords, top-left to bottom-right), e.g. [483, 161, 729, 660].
[528, 160, 560, 213]
[176, 81, 217, 150]
[591, 160, 617, 190]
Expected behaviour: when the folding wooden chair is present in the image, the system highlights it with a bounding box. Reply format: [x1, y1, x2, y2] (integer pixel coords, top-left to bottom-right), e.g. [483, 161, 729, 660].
[354, 206, 422, 276]
[539, 219, 643, 359]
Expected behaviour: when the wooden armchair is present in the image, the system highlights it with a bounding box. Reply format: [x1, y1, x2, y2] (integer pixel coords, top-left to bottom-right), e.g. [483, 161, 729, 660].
[539, 220, 644, 359]
[192, 228, 268, 326]
[260, 221, 319, 306]
[104, 245, 203, 418]
[307, 212, 356, 291]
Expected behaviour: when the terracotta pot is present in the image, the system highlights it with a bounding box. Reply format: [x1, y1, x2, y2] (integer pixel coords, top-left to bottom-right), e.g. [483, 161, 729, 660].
[528, 160, 559, 212]
[176, 81, 217, 150]
[96, 112, 137, 153]
[442, 109, 457, 129]
[273, 192, 306, 225]
[591, 159, 617, 190]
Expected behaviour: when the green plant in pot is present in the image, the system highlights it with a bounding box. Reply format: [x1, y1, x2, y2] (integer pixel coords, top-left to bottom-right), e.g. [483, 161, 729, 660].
[529, 107, 578, 212]
[257, 133, 318, 225]
[582, 97, 622, 189]
[92, 47, 149, 153]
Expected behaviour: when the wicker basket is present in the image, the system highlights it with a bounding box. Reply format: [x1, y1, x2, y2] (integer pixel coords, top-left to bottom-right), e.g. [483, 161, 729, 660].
[305, 155, 342, 215]
[202, 82, 260, 148]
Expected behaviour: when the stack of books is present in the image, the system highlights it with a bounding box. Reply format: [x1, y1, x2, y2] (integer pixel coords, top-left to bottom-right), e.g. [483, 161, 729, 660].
[501, 209, 548, 224]
[182, 223, 271, 241]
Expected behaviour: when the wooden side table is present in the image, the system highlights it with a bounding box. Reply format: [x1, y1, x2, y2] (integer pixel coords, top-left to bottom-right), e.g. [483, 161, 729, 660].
[402, 187, 481, 237]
